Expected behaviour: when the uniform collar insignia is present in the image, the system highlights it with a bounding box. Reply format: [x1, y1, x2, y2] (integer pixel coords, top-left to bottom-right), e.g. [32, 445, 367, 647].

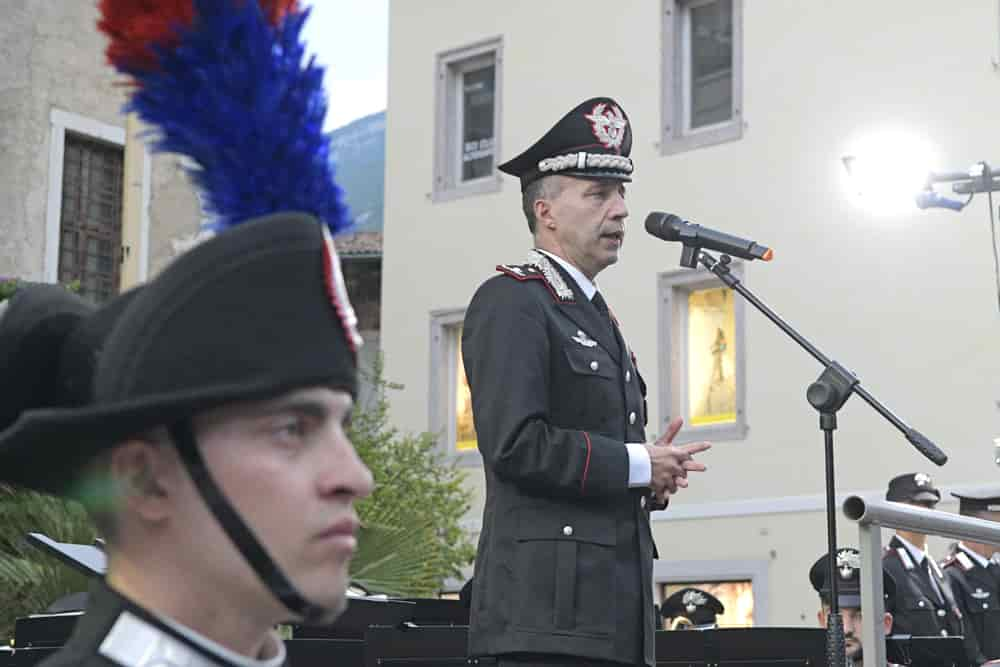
[527, 249, 574, 302]
[572, 330, 598, 348]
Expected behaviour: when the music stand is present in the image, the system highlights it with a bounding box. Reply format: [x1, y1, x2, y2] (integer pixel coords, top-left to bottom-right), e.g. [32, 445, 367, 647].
[25, 533, 106, 578]
[886, 635, 966, 666]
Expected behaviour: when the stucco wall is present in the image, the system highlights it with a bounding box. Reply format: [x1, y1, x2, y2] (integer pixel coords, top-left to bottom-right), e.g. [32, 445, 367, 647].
[0, 1, 199, 282]
[383, 0, 1000, 623]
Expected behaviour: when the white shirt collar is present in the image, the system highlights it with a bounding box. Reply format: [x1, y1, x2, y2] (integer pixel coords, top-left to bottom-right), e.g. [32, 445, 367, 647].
[895, 533, 929, 565]
[535, 249, 598, 300]
[957, 542, 992, 569]
[100, 610, 286, 667]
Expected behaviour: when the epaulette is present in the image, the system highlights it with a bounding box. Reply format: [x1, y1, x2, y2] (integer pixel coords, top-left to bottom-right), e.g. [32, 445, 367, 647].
[951, 552, 975, 572]
[888, 547, 916, 571]
[496, 250, 575, 303]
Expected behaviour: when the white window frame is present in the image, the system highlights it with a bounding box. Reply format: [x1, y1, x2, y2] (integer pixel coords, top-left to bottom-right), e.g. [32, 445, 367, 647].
[657, 262, 748, 444]
[432, 37, 503, 203]
[653, 558, 770, 626]
[44, 108, 151, 284]
[661, 0, 744, 155]
[428, 308, 482, 466]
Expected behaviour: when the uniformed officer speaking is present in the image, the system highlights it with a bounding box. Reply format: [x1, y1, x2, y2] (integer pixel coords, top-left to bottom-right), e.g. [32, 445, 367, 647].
[462, 98, 711, 667]
[882, 473, 964, 640]
[941, 490, 1000, 665]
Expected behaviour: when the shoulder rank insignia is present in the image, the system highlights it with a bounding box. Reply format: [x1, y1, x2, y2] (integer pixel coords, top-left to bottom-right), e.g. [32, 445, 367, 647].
[955, 552, 975, 572]
[496, 250, 575, 302]
[972, 588, 991, 600]
[896, 547, 915, 570]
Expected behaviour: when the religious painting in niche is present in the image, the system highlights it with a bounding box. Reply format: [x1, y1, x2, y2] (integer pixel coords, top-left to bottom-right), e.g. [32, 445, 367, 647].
[661, 580, 753, 629]
[687, 286, 736, 426]
[455, 330, 477, 451]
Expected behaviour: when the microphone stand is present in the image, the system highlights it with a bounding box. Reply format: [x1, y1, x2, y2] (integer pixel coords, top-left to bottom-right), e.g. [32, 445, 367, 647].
[680, 247, 948, 667]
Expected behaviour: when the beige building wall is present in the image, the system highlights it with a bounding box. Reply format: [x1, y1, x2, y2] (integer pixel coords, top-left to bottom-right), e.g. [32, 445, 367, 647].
[0, 1, 199, 284]
[383, 0, 1000, 625]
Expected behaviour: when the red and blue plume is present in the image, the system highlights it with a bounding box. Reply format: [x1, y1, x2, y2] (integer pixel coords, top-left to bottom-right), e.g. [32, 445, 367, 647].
[96, 0, 351, 236]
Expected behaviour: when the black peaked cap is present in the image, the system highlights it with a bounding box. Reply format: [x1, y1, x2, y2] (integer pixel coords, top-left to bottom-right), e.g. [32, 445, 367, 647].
[498, 96, 634, 191]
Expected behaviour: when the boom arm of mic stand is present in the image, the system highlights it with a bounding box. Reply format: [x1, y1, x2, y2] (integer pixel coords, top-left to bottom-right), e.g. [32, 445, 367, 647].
[696, 251, 948, 466]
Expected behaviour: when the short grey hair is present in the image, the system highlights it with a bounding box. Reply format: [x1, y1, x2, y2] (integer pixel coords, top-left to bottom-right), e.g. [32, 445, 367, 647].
[521, 176, 565, 234]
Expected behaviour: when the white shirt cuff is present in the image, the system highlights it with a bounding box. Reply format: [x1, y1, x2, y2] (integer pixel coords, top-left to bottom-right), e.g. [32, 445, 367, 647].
[625, 442, 651, 488]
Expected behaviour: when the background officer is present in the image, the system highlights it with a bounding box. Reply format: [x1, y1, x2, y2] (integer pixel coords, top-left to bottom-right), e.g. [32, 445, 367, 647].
[882, 473, 963, 639]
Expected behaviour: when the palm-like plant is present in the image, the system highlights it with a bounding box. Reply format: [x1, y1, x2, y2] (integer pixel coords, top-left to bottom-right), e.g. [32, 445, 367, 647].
[0, 485, 97, 641]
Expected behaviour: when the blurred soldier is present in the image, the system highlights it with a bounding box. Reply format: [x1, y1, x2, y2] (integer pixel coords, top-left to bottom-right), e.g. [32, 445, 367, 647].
[883, 473, 963, 639]
[941, 490, 1000, 665]
[659, 587, 724, 630]
[810, 547, 895, 667]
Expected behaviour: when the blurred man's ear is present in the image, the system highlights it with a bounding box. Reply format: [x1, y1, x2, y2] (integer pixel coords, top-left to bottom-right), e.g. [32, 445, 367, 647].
[883, 612, 893, 635]
[816, 608, 827, 627]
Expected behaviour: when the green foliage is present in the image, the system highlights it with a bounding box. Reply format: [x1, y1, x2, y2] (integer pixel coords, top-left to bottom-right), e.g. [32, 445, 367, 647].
[349, 355, 475, 596]
[0, 485, 98, 642]
[0, 278, 81, 304]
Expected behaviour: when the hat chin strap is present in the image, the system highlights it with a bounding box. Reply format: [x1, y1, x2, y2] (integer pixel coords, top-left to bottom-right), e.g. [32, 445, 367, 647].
[168, 420, 329, 624]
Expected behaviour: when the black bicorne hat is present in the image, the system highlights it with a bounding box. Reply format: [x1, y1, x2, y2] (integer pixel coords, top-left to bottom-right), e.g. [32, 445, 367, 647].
[660, 587, 724, 627]
[0, 212, 360, 495]
[498, 96, 634, 192]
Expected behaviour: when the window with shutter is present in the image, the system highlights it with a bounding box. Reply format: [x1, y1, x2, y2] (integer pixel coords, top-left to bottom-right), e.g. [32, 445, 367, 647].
[58, 132, 123, 304]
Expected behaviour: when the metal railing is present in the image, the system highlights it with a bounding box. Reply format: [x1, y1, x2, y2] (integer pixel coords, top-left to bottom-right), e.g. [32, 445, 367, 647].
[842, 496, 1000, 667]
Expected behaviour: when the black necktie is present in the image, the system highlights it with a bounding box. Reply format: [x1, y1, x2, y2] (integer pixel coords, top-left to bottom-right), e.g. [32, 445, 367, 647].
[592, 291, 621, 356]
[922, 558, 945, 604]
[592, 291, 612, 325]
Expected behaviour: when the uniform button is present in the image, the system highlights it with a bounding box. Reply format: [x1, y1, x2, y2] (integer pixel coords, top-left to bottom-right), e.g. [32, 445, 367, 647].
[640, 496, 647, 509]
[629, 412, 637, 425]
[918, 600, 925, 608]
[936, 609, 945, 617]
[984, 603, 990, 610]
[940, 629, 948, 637]
[590, 361, 599, 372]
[626, 371, 632, 382]
[562, 525, 573, 536]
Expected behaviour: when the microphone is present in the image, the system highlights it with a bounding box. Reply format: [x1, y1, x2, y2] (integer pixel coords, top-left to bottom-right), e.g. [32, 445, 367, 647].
[644, 212, 773, 262]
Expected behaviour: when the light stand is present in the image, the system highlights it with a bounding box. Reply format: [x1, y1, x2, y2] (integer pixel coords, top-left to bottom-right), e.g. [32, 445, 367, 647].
[683, 248, 949, 667]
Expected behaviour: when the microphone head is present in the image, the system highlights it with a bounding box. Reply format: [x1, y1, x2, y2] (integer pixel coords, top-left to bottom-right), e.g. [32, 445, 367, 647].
[644, 212, 682, 241]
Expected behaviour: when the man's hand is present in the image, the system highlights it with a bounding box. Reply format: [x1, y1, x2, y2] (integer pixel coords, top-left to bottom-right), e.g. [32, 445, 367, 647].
[644, 417, 710, 505]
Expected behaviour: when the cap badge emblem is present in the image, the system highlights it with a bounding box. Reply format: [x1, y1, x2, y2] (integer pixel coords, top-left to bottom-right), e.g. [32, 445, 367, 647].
[837, 549, 860, 579]
[584, 103, 627, 150]
[914, 473, 931, 487]
[683, 590, 707, 614]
